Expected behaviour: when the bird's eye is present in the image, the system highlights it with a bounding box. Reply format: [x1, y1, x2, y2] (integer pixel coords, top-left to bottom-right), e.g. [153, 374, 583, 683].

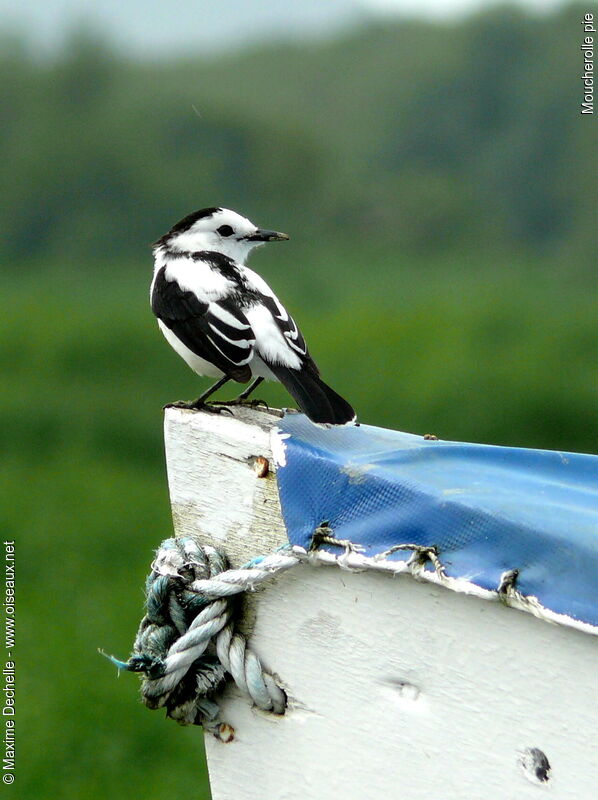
[217, 225, 234, 237]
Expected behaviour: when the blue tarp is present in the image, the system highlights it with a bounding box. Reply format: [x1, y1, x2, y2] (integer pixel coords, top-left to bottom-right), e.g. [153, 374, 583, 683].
[275, 415, 598, 629]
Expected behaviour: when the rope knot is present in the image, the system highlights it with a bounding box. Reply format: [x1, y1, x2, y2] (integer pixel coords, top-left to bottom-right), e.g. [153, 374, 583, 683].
[108, 535, 291, 738]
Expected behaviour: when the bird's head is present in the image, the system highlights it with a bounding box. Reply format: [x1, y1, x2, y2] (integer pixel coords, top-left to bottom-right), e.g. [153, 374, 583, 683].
[155, 207, 289, 263]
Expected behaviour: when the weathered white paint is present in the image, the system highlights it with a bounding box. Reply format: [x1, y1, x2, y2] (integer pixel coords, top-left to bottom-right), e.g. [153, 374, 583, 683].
[164, 406, 287, 566]
[164, 407, 598, 800]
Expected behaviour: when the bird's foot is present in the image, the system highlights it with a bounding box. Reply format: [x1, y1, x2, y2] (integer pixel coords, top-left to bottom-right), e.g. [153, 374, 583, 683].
[163, 400, 193, 410]
[237, 397, 270, 410]
[216, 397, 270, 411]
[163, 399, 233, 415]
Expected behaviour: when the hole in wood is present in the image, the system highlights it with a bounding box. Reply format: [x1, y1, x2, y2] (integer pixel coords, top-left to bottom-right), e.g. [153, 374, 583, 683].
[519, 747, 551, 784]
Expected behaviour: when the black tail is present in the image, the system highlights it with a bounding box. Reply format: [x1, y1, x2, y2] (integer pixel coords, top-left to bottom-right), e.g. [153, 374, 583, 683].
[268, 364, 356, 425]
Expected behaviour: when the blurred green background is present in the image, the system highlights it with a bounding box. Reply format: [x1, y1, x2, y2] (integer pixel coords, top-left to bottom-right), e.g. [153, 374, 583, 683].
[3, 1, 596, 797]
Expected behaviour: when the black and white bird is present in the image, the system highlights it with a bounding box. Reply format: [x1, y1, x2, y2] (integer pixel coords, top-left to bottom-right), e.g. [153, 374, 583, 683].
[150, 207, 356, 425]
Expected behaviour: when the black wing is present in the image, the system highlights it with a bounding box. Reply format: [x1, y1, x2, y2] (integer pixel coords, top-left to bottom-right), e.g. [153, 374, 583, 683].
[254, 294, 355, 422]
[152, 267, 254, 382]
[258, 294, 319, 374]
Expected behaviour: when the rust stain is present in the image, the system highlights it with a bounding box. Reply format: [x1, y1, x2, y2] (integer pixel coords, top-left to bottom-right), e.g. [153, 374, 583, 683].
[252, 455, 270, 478]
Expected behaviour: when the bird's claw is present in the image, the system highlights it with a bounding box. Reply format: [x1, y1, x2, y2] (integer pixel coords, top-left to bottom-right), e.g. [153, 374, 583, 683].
[238, 397, 269, 410]
[205, 403, 235, 416]
[163, 400, 234, 415]
[163, 400, 194, 411]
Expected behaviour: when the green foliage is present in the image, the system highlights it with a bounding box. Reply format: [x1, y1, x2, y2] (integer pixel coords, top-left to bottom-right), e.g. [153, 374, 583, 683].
[0, 3, 595, 266]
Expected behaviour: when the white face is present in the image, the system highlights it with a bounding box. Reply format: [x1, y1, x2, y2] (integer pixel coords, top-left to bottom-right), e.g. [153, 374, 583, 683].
[163, 208, 287, 263]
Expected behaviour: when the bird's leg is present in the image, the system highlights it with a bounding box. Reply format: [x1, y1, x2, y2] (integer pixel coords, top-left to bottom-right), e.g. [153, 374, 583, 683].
[195, 376, 231, 405]
[236, 376, 265, 403]
[164, 376, 233, 413]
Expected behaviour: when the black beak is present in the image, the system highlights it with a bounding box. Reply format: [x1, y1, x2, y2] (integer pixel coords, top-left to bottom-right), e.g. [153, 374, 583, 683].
[247, 229, 289, 242]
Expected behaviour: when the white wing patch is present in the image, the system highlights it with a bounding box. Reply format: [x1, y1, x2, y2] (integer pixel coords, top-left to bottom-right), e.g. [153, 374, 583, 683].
[240, 266, 307, 358]
[205, 333, 253, 366]
[245, 304, 302, 370]
[207, 322, 253, 348]
[206, 301, 255, 366]
[281, 314, 306, 355]
[209, 302, 251, 330]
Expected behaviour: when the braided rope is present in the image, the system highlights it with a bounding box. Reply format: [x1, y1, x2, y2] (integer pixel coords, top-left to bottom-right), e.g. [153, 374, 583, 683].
[111, 535, 297, 740]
